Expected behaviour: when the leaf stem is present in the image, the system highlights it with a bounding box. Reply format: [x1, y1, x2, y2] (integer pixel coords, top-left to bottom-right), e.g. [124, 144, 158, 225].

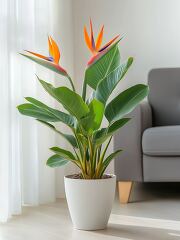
[67, 75, 76, 92]
[95, 137, 112, 178]
[88, 136, 94, 177]
[82, 82, 87, 101]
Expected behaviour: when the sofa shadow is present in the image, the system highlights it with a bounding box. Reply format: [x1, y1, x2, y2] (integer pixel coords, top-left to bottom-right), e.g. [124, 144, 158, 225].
[129, 182, 180, 202]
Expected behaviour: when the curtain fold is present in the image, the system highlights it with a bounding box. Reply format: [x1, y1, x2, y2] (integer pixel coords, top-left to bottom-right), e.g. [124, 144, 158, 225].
[0, 0, 75, 222]
[0, 0, 58, 222]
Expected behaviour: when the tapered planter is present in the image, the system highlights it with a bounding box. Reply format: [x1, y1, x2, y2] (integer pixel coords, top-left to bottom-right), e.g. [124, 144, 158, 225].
[64, 174, 116, 230]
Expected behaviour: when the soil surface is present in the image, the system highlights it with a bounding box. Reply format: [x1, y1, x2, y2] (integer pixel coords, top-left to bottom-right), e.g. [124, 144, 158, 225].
[65, 173, 113, 179]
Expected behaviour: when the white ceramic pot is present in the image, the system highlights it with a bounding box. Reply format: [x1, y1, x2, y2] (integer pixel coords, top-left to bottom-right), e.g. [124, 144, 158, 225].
[64, 174, 116, 230]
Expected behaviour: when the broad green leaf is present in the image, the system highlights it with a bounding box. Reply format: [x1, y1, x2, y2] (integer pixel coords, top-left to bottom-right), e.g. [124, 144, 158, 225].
[105, 84, 149, 123]
[50, 146, 76, 160]
[20, 53, 67, 76]
[17, 103, 59, 122]
[39, 79, 89, 120]
[95, 57, 133, 104]
[94, 118, 130, 145]
[26, 97, 75, 128]
[81, 99, 104, 133]
[53, 87, 89, 119]
[38, 78, 56, 98]
[46, 154, 69, 167]
[84, 41, 120, 89]
[88, 99, 104, 130]
[37, 119, 77, 148]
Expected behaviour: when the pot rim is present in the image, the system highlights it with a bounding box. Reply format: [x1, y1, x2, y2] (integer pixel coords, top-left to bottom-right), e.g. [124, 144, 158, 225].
[64, 174, 116, 181]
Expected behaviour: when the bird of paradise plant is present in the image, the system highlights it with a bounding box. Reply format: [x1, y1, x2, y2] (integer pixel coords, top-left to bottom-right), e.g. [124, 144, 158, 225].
[18, 20, 149, 179]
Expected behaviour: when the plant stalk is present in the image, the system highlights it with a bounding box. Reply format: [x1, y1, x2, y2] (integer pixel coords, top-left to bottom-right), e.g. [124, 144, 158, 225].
[67, 75, 76, 92]
[82, 82, 87, 101]
[95, 137, 112, 178]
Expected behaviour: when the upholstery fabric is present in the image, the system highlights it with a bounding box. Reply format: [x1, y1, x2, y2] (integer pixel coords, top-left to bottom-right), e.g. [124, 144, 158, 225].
[143, 155, 180, 182]
[114, 101, 152, 181]
[142, 126, 180, 156]
[148, 68, 180, 126]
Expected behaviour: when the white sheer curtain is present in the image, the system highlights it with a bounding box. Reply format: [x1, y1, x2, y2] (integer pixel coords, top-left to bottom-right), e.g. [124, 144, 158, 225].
[0, 0, 67, 222]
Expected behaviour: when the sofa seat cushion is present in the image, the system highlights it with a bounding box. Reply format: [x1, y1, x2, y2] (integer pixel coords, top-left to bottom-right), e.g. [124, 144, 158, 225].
[142, 126, 180, 156]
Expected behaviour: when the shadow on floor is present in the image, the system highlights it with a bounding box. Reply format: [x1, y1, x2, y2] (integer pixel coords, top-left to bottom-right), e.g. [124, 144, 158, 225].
[96, 223, 180, 240]
[128, 182, 180, 202]
[113, 182, 180, 221]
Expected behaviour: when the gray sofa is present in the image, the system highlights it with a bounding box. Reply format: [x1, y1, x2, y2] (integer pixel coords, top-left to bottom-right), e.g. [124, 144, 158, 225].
[114, 68, 180, 203]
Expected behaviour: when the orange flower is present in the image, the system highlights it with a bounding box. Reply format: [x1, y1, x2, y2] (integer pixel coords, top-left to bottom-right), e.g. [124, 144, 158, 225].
[84, 19, 120, 65]
[25, 36, 67, 75]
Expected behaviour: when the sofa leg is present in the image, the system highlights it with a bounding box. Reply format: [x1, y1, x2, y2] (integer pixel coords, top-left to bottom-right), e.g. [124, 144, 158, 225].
[118, 181, 133, 204]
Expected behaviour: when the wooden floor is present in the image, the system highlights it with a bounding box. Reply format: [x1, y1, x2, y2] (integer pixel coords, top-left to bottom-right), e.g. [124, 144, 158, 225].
[1, 192, 180, 240]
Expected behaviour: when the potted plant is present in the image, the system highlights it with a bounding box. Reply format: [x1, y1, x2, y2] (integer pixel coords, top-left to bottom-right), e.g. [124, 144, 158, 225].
[18, 20, 149, 230]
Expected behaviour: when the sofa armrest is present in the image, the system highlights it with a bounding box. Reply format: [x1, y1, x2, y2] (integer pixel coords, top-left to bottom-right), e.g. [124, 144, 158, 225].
[114, 101, 152, 182]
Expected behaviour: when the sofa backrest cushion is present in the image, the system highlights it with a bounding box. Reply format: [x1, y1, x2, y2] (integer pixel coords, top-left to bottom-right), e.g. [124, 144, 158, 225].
[148, 68, 180, 126]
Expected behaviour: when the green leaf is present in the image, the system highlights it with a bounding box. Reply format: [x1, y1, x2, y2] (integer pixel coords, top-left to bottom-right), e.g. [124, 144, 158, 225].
[76, 133, 88, 146]
[84, 41, 120, 89]
[37, 119, 78, 148]
[17, 103, 59, 122]
[38, 78, 57, 98]
[103, 149, 122, 167]
[81, 99, 104, 133]
[95, 57, 133, 104]
[94, 118, 130, 145]
[50, 146, 76, 160]
[88, 99, 104, 130]
[20, 53, 67, 76]
[105, 84, 149, 123]
[25, 97, 75, 128]
[100, 149, 122, 176]
[39, 79, 89, 120]
[46, 154, 69, 167]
